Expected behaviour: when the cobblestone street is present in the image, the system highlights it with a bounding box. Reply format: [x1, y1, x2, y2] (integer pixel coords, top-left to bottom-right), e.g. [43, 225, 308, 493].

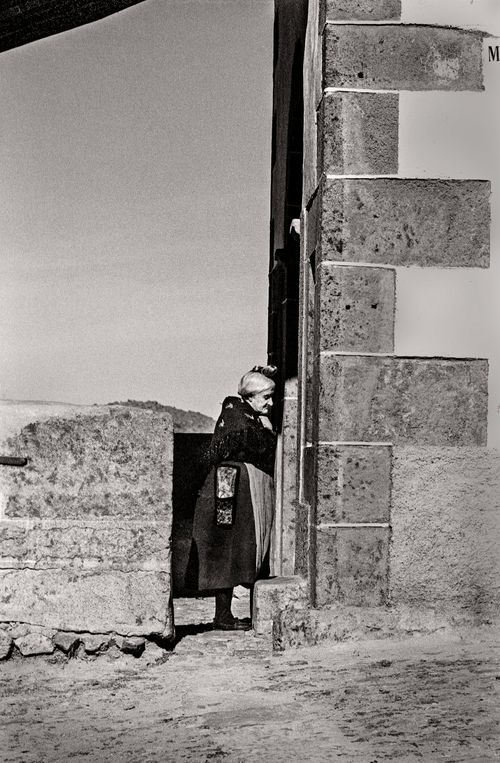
[1, 593, 499, 762]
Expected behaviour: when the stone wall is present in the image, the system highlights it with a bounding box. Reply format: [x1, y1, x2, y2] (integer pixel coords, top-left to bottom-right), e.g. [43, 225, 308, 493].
[0, 401, 173, 659]
[266, 0, 497, 636]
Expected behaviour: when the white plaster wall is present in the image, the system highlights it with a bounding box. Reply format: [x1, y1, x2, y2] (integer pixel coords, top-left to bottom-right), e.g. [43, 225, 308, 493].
[391, 446, 500, 620]
[397, 0, 500, 446]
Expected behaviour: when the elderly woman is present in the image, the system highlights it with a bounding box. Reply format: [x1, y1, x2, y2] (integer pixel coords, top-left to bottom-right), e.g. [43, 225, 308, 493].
[190, 365, 277, 630]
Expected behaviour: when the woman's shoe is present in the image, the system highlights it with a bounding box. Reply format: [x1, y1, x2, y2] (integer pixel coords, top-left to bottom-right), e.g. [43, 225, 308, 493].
[213, 617, 251, 631]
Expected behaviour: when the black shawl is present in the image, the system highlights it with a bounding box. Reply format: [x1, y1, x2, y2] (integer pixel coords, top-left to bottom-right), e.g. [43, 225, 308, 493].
[203, 396, 276, 477]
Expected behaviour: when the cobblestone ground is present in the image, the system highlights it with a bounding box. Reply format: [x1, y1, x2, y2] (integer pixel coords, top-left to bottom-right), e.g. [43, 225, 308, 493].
[1, 592, 499, 762]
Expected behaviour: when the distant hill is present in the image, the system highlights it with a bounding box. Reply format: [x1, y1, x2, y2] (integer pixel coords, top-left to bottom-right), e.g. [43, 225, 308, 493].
[107, 399, 215, 433]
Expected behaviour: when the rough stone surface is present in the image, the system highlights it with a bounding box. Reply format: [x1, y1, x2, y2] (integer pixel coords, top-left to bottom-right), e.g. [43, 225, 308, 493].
[5, 623, 30, 640]
[314, 444, 391, 524]
[0, 402, 174, 641]
[118, 636, 146, 656]
[315, 527, 390, 607]
[316, 263, 395, 353]
[143, 640, 170, 666]
[0, 629, 13, 660]
[53, 632, 80, 653]
[316, 355, 488, 445]
[304, 262, 316, 445]
[82, 634, 110, 654]
[0, 404, 172, 520]
[15, 632, 56, 657]
[293, 500, 311, 578]
[391, 447, 500, 618]
[318, 92, 398, 175]
[253, 576, 309, 636]
[276, 603, 500, 648]
[319, 178, 490, 267]
[0, 569, 172, 636]
[274, 395, 298, 576]
[324, 24, 484, 91]
[0, 520, 170, 571]
[321, 0, 401, 22]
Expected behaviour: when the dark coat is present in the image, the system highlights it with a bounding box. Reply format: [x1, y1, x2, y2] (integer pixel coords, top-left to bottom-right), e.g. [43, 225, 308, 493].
[189, 396, 276, 591]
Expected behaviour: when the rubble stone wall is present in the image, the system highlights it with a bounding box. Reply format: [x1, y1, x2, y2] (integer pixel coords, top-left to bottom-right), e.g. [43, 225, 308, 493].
[269, 0, 497, 629]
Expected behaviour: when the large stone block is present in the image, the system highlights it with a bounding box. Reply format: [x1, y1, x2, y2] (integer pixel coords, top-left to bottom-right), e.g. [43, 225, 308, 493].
[0, 569, 172, 636]
[324, 24, 484, 91]
[15, 632, 55, 657]
[0, 402, 174, 639]
[315, 527, 390, 606]
[253, 576, 308, 635]
[320, 178, 490, 267]
[0, 520, 170, 571]
[315, 444, 391, 524]
[316, 355, 488, 445]
[0, 404, 172, 519]
[321, 0, 401, 22]
[391, 447, 500, 618]
[318, 92, 398, 175]
[316, 263, 395, 353]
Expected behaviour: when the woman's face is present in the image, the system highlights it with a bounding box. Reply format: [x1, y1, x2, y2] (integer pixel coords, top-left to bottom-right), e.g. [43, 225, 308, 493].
[247, 389, 274, 416]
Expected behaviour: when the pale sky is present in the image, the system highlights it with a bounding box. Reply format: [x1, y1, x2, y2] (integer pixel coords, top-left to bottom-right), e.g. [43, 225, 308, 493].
[0, 0, 499, 444]
[0, 0, 274, 419]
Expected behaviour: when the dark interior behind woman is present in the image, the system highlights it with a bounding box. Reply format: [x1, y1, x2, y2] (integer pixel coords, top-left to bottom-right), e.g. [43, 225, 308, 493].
[188, 365, 277, 630]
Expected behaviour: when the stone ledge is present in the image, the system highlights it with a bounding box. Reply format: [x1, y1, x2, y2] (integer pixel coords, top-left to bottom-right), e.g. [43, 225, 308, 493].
[272, 604, 499, 650]
[323, 24, 484, 91]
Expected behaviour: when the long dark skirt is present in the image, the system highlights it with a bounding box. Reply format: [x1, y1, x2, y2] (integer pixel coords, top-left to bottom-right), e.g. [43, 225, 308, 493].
[190, 461, 257, 590]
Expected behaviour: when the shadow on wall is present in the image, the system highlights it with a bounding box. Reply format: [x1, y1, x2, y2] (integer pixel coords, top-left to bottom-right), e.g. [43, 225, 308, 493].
[172, 433, 211, 596]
